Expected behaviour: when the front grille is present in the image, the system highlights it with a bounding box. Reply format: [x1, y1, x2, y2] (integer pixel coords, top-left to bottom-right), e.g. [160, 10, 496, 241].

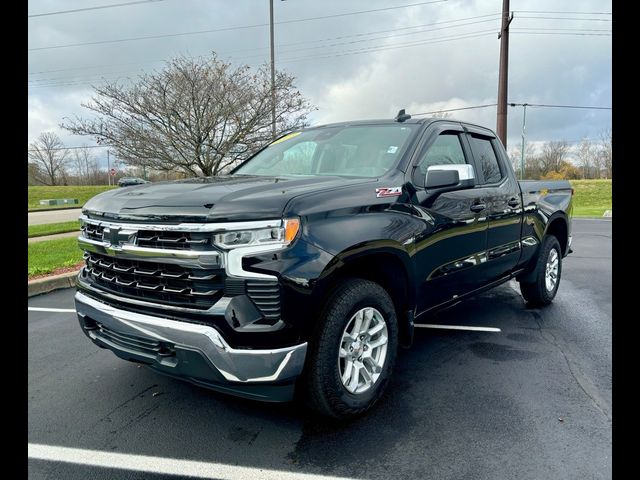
[79, 218, 282, 322]
[82, 224, 105, 241]
[246, 281, 281, 322]
[137, 230, 212, 251]
[83, 252, 224, 309]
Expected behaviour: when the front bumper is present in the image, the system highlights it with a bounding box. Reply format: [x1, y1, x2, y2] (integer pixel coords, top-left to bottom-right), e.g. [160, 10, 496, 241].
[74, 291, 307, 402]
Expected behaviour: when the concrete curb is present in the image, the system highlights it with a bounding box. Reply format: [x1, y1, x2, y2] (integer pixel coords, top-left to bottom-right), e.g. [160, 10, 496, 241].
[28, 231, 80, 243]
[28, 270, 79, 298]
[28, 206, 83, 213]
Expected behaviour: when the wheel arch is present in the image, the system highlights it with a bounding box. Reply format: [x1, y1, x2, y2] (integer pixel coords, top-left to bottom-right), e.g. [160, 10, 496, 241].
[518, 215, 567, 284]
[313, 245, 417, 348]
[544, 212, 570, 256]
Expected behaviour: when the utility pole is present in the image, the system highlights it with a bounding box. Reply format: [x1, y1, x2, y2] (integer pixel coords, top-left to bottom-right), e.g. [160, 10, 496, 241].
[269, 0, 276, 140]
[107, 150, 111, 186]
[496, 0, 513, 147]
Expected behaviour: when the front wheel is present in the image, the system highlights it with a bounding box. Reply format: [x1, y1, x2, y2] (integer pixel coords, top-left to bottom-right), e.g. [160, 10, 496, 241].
[303, 278, 398, 419]
[519, 235, 562, 306]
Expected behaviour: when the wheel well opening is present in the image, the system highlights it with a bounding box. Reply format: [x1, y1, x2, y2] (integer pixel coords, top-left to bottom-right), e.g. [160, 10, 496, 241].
[546, 218, 568, 254]
[331, 253, 410, 317]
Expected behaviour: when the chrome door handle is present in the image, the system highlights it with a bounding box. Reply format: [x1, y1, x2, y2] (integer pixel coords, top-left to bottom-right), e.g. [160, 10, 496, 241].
[470, 202, 486, 213]
[507, 197, 520, 208]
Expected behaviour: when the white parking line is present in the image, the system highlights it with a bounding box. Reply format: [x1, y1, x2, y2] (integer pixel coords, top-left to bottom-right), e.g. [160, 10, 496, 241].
[414, 324, 501, 332]
[28, 443, 359, 480]
[28, 307, 76, 313]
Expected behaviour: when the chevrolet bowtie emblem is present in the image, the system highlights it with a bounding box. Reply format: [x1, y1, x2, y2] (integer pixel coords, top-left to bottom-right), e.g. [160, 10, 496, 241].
[102, 227, 131, 247]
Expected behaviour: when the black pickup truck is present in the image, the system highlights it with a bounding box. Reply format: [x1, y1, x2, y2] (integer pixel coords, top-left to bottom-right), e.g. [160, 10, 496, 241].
[75, 114, 573, 418]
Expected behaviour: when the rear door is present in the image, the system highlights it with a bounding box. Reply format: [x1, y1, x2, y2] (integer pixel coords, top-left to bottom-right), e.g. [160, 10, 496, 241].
[464, 126, 523, 283]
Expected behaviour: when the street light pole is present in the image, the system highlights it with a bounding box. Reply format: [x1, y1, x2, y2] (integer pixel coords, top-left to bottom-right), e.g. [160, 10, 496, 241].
[269, 0, 276, 140]
[520, 103, 527, 180]
[510, 102, 529, 180]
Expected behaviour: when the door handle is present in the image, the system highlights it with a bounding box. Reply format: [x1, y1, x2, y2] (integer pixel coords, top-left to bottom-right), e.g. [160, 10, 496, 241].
[470, 202, 486, 213]
[507, 197, 520, 208]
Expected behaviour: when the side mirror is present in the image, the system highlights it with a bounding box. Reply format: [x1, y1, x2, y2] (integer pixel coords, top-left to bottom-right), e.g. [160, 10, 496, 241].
[425, 164, 475, 193]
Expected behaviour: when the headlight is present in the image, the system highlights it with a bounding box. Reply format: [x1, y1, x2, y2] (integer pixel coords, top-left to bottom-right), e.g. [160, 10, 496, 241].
[213, 218, 300, 249]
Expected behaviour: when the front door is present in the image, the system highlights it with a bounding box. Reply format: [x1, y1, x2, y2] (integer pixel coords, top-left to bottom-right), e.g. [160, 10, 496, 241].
[408, 123, 490, 314]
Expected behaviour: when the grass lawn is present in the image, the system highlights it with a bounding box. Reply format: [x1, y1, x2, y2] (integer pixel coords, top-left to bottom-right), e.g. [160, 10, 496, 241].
[28, 185, 117, 210]
[28, 221, 81, 238]
[28, 236, 84, 278]
[570, 179, 612, 217]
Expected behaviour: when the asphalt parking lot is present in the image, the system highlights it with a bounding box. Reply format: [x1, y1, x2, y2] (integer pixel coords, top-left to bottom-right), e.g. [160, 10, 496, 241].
[28, 218, 612, 480]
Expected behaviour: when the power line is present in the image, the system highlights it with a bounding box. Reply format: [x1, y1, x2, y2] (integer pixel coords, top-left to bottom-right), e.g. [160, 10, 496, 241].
[31, 18, 503, 82]
[410, 102, 612, 118]
[512, 32, 611, 37]
[275, 30, 494, 63]
[412, 103, 498, 116]
[28, 145, 109, 152]
[29, 12, 500, 77]
[515, 16, 612, 21]
[29, 68, 146, 84]
[509, 103, 611, 110]
[513, 10, 611, 15]
[29, 30, 495, 88]
[29, 16, 501, 80]
[29, 0, 447, 51]
[235, 18, 502, 61]
[29, 12, 500, 80]
[28, 22, 611, 90]
[28, 18, 612, 89]
[29, 0, 167, 18]
[29, 60, 152, 76]
[511, 27, 612, 32]
[29, 29, 499, 88]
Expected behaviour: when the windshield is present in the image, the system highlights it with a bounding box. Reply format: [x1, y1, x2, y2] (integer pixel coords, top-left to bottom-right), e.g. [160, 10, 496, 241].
[233, 124, 417, 178]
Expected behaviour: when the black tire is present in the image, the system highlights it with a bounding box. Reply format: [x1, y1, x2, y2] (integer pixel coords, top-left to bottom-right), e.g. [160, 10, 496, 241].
[303, 278, 398, 419]
[519, 235, 562, 306]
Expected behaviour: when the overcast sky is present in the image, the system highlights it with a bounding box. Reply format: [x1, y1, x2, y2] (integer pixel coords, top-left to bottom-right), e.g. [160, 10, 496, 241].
[28, 0, 611, 168]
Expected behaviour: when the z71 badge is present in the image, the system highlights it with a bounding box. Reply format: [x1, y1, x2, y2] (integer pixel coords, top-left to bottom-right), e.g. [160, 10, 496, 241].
[376, 187, 402, 198]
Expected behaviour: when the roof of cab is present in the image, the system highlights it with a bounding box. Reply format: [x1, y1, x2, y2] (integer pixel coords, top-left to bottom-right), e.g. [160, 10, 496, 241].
[302, 116, 498, 138]
[309, 117, 432, 129]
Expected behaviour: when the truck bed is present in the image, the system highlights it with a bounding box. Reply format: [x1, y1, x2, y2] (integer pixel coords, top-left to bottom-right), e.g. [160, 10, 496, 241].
[519, 180, 573, 220]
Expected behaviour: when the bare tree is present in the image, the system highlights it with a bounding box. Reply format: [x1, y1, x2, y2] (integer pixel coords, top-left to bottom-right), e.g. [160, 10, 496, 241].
[28, 162, 42, 186]
[72, 146, 98, 185]
[508, 142, 537, 178]
[27, 132, 70, 185]
[431, 111, 452, 119]
[538, 140, 569, 176]
[62, 54, 315, 177]
[599, 128, 612, 178]
[575, 138, 597, 179]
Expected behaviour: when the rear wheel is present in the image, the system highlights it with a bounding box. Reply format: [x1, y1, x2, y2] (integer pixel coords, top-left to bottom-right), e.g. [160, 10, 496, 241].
[519, 235, 562, 306]
[303, 278, 398, 419]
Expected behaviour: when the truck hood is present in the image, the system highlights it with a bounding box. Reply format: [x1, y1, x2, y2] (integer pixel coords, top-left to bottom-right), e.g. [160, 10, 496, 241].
[83, 174, 376, 223]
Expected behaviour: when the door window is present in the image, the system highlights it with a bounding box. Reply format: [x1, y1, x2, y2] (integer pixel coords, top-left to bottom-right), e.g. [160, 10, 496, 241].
[468, 136, 503, 184]
[416, 133, 466, 175]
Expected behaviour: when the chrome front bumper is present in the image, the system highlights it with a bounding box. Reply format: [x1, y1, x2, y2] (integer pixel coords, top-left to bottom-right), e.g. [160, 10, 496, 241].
[74, 291, 307, 385]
